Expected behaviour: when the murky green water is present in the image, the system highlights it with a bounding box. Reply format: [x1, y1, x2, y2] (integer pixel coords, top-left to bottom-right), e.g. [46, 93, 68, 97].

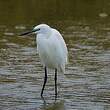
[0, 1, 110, 110]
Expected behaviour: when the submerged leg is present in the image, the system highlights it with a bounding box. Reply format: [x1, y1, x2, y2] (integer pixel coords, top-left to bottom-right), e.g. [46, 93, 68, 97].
[55, 68, 57, 97]
[41, 67, 47, 97]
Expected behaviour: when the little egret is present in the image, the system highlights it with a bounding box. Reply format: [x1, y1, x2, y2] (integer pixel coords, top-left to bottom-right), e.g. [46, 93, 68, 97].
[20, 24, 68, 97]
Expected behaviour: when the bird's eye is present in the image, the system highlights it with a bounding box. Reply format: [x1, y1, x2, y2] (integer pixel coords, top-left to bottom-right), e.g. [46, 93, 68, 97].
[37, 28, 40, 31]
[34, 28, 40, 32]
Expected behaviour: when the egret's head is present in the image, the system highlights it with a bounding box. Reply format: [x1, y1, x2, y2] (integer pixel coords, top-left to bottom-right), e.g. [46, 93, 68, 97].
[33, 24, 51, 34]
[20, 24, 51, 36]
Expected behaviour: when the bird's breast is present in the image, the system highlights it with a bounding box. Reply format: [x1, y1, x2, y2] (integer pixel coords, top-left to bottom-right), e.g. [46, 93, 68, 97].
[37, 37, 61, 68]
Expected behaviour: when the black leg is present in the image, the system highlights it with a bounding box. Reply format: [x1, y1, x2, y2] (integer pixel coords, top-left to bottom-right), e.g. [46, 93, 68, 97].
[41, 67, 47, 97]
[55, 68, 57, 98]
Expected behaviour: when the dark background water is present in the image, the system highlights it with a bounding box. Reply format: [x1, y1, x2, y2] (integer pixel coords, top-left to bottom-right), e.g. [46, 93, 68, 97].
[0, 0, 110, 25]
[0, 0, 110, 110]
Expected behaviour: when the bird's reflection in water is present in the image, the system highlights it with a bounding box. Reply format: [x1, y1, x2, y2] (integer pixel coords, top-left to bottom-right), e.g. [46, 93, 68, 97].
[41, 96, 65, 110]
[41, 96, 47, 108]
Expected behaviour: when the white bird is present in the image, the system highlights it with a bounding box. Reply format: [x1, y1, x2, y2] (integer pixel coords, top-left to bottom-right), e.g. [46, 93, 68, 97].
[20, 24, 68, 97]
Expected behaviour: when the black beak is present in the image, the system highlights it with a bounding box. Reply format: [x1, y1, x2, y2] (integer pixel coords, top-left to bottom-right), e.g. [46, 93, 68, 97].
[19, 30, 35, 36]
[19, 28, 40, 36]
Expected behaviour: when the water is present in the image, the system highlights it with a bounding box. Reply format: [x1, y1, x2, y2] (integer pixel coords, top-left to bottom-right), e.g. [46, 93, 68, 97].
[0, 1, 110, 110]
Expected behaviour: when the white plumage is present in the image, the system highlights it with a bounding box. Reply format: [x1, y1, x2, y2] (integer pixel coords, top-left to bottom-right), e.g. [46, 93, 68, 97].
[20, 24, 68, 97]
[35, 24, 68, 73]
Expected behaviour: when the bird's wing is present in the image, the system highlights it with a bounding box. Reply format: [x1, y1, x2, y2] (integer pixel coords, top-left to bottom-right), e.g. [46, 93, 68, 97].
[52, 29, 68, 63]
